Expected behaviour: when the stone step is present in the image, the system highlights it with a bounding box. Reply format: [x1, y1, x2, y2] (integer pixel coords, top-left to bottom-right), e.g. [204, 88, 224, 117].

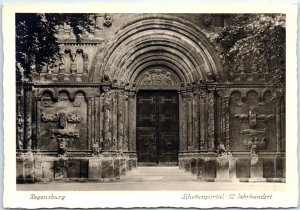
[121, 166, 197, 182]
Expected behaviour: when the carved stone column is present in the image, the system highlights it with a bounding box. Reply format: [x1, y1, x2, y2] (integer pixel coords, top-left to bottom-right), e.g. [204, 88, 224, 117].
[112, 92, 118, 151]
[128, 92, 136, 153]
[117, 91, 124, 152]
[199, 90, 206, 150]
[207, 88, 216, 152]
[87, 96, 93, 150]
[24, 87, 32, 152]
[99, 93, 104, 151]
[123, 92, 129, 151]
[223, 97, 230, 150]
[193, 92, 200, 150]
[102, 91, 112, 151]
[187, 92, 193, 151]
[276, 99, 281, 152]
[179, 91, 188, 152]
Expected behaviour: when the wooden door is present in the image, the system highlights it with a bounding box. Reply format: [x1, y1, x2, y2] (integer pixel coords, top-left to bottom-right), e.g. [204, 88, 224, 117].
[137, 91, 179, 165]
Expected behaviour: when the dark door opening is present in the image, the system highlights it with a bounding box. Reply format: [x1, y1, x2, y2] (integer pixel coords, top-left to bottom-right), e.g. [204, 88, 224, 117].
[136, 91, 179, 166]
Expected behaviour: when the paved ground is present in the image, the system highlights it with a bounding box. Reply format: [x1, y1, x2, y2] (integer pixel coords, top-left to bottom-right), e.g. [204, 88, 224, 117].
[17, 167, 285, 191]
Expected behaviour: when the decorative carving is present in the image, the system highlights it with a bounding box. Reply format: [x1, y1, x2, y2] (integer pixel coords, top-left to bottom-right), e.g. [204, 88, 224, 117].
[17, 114, 23, 150]
[25, 90, 32, 151]
[242, 128, 266, 149]
[207, 92, 215, 151]
[72, 101, 81, 107]
[41, 97, 54, 107]
[223, 97, 230, 150]
[51, 128, 80, 138]
[138, 69, 176, 86]
[83, 53, 89, 74]
[234, 106, 275, 128]
[203, 15, 212, 26]
[103, 13, 112, 27]
[41, 112, 82, 126]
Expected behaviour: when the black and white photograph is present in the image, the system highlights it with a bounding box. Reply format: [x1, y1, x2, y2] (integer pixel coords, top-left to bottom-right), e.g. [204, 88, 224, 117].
[2, 2, 298, 208]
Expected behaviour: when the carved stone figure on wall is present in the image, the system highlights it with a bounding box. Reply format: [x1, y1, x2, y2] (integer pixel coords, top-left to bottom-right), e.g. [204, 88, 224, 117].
[83, 53, 89, 74]
[17, 114, 23, 150]
[103, 13, 112, 27]
[248, 106, 257, 128]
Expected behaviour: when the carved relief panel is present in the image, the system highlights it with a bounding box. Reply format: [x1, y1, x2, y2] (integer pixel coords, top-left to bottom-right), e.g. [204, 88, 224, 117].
[229, 90, 276, 151]
[37, 90, 88, 152]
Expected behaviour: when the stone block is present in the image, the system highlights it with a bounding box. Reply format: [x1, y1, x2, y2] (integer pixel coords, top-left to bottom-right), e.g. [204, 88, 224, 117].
[204, 159, 216, 178]
[131, 158, 137, 168]
[216, 158, 229, 179]
[120, 158, 126, 175]
[42, 161, 54, 179]
[184, 159, 191, 172]
[263, 159, 275, 178]
[178, 159, 185, 170]
[88, 159, 102, 179]
[126, 159, 132, 171]
[236, 159, 250, 178]
[197, 158, 205, 180]
[114, 159, 120, 178]
[34, 160, 43, 179]
[67, 160, 81, 178]
[229, 159, 237, 179]
[190, 158, 198, 175]
[54, 159, 68, 179]
[101, 158, 114, 178]
[250, 159, 263, 178]
[16, 161, 24, 179]
[80, 160, 89, 178]
[275, 157, 284, 178]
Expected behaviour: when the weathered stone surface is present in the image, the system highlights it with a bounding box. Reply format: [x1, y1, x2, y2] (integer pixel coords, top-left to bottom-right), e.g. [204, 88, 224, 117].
[113, 159, 120, 178]
[67, 160, 81, 178]
[101, 158, 114, 178]
[216, 158, 229, 179]
[42, 161, 54, 179]
[88, 158, 102, 179]
[190, 158, 198, 175]
[250, 159, 263, 178]
[236, 159, 250, 178]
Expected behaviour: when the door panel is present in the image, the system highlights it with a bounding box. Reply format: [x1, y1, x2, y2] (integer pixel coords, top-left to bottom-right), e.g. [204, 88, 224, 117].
[137, 91, 179, 165]
[136, 127, 157, 163]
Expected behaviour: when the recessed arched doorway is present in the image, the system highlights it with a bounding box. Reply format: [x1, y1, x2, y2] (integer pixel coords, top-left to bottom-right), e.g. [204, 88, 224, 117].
[136, 90, 179, 166]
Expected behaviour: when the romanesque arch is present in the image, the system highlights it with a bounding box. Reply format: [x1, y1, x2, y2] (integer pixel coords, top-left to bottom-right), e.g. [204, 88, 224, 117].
[91, 14, 223, 86]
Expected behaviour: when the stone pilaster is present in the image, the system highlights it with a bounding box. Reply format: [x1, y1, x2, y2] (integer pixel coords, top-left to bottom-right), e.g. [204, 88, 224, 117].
[117, 91, 124, 152]
[123, 92, 129, 151]
[99, 93, 104, 151]
[87, 97, 93, 150]
[128, 92, 136, 153]
[179, 91, 188, 152]
[199, 90, 206, 150]
[207, 89, 215, 152]
[111, 92, 118, 151]
[193, 93, 200, 150]
[276, 99, 281, 152]
[187, 92, 193, 151]
[223, 97, 230, 150]
[102, 91, 112, 151]
[24, 87, 32, 152]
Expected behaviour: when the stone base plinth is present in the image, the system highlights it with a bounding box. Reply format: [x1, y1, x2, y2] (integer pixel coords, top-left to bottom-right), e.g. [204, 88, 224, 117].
[16, 153, 129, 183]
[250, 159, 263, 179]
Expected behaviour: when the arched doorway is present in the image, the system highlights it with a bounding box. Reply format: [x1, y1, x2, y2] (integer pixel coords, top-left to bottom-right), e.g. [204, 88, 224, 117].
[92, 14, 223, 167]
